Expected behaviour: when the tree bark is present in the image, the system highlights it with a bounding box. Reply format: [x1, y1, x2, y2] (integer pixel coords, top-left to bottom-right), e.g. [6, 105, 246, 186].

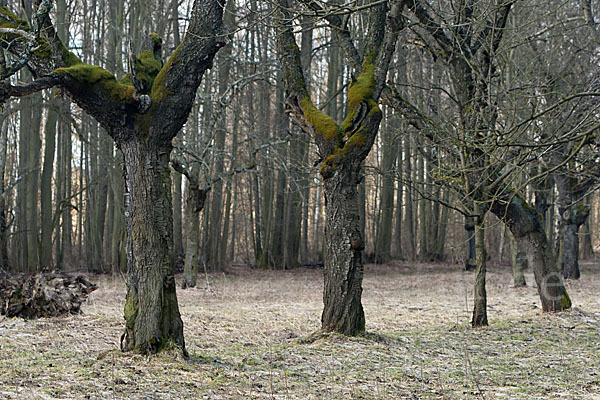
[120, 139, 185, 353]
[321, 167, 365, 335]
[555, 171, 590, 280]
[110, 153, 126, 274]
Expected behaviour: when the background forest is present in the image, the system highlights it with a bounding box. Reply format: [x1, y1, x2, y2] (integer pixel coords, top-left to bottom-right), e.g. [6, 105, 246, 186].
[0, 0, 598, 281]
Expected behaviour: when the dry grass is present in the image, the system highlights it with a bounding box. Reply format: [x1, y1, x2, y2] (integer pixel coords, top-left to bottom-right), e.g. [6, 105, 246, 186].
[1, 261, 599, 399]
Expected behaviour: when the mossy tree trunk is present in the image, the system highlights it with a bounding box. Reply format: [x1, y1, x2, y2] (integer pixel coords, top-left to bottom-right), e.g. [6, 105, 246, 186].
[472, 210, 487, 327]
[277, 0, 402, 334]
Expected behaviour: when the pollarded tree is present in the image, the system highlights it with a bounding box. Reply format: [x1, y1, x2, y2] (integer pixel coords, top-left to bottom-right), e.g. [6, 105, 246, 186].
[0, 0, 225, 354]
[276, 0, 403, 334]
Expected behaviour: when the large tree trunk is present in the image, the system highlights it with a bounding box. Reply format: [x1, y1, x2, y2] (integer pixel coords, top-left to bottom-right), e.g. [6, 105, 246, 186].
[321, 166, 365, 335]
[119, 137, 185, 354]
[490, 193, 571, 312]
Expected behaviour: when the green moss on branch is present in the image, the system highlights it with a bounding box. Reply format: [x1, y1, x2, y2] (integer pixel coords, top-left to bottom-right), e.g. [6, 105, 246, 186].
[300, 96, 340, 142]
[54, 63, 135, 102]
[151, 42, 181, 101]
[340, 62, 379, 134]
[320, 147, 346, 177]
[135, 49, 162, 92]
[0, 6, 28, 29]
[150, 33, 162, 46]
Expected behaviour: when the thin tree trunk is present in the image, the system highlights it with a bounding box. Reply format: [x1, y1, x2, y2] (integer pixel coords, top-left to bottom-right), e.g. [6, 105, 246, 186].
[40, 103, 58, 268]
[269, 85, 288, 268]
[393, 136, 403, 260]
[374, 120, 395, 264]
[510, 232, 527, 287]
[182, 185, 200, 288]
[580, 216, 594, 260]
[172, 171, 184, 264]
[26, 95, 41, 271]
[562, 222, 582, 280]
[0, 116, 8, 270]
[17, 87, 31, 271]
[111, 153, 126, 274]
[404, 133, 415, 261]
[472, 210, 488, 327]
[465, 216, 476, 270]
[434, 188, 450, 260]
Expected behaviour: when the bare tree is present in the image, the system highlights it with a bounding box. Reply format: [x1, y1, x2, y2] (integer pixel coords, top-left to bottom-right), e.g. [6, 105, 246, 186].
[0, 0, 226, 354]
[276, 0, 403, 334]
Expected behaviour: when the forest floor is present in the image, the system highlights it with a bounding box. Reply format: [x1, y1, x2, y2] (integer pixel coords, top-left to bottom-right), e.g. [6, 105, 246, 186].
[1, 261, 599, 399]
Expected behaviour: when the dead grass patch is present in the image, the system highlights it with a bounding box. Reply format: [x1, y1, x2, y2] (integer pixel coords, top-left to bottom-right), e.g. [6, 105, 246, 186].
[1, 261, 599, 399]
